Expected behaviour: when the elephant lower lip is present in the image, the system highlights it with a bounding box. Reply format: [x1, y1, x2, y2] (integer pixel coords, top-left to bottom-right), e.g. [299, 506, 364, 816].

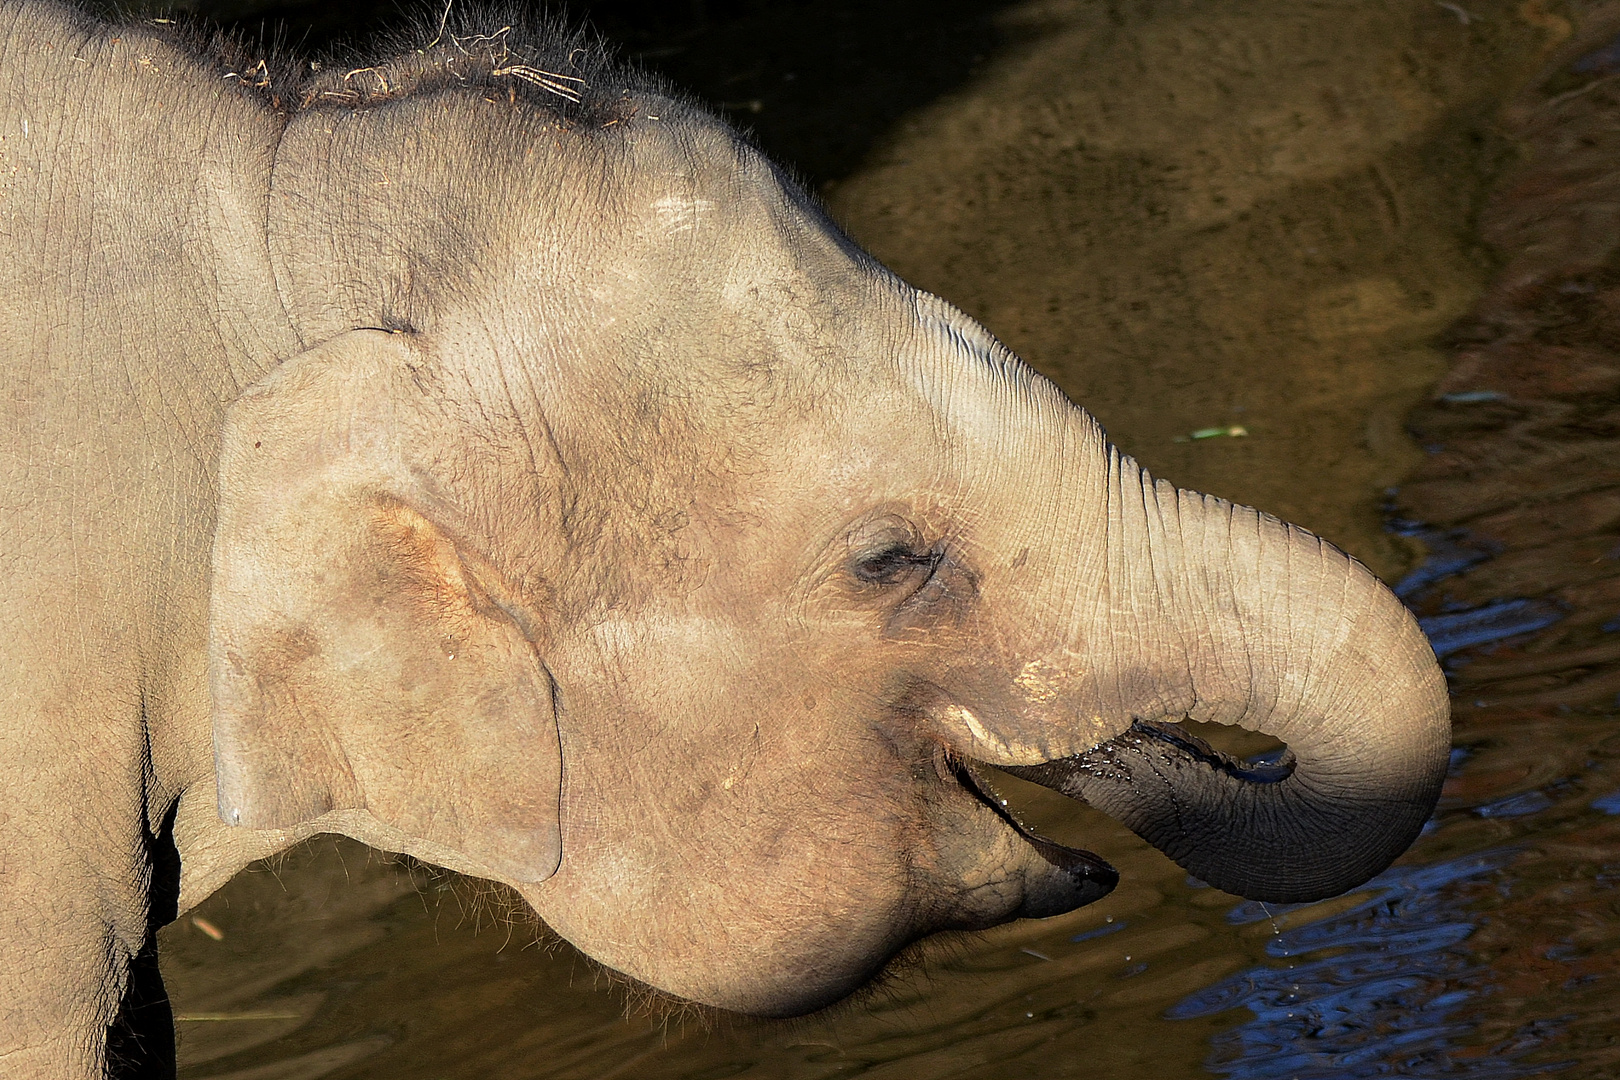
[952, 757, 1118, 904]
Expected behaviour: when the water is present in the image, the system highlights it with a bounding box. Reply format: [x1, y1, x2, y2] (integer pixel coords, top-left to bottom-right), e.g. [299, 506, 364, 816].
[158, 578, 1620, 1079]
[157, 708, 1620, 1078]
[155, 0, 1620, 1076]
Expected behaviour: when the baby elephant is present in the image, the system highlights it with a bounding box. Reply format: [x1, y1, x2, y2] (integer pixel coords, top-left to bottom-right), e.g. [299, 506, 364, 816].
[0, 1, 1449, 1075]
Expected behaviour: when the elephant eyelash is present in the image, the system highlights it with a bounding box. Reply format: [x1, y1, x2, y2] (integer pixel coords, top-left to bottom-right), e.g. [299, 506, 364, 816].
[852, 545, 941, 587]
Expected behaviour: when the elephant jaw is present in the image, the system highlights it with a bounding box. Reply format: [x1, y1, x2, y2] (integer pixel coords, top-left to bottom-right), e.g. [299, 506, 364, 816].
[913, 689, 1128, 918]
[943, 753, 1118, 919]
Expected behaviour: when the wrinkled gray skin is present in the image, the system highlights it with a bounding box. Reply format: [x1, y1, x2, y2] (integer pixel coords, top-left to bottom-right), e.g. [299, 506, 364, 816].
[0, 2, 1450, 1074]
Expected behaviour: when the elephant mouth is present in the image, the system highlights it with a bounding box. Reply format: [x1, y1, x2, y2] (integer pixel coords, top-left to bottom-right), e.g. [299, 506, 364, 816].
[948, 753, 1118, 910]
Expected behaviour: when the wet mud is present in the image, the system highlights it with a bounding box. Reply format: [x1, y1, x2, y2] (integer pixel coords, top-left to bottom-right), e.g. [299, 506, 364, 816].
[137, 0, 1620, 1077]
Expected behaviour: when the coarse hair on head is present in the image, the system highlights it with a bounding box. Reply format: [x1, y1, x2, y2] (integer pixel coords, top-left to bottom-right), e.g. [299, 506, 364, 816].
[175, 1, 697, 132]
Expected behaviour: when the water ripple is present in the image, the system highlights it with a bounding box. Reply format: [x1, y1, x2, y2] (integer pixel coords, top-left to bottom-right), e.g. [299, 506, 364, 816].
[1389, 524, 1498, 599]
[1419, 600, 1565, 660]
[1166, 848, 1570, 1078]
[1475, 790, 1555, 819]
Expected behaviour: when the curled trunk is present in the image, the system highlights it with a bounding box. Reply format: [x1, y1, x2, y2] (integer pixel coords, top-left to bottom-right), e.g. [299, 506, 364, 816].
[1013, 453, 1451, 903]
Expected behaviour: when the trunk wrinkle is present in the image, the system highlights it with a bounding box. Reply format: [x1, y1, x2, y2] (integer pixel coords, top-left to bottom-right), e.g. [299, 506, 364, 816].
[1034, 466, 1449, 903]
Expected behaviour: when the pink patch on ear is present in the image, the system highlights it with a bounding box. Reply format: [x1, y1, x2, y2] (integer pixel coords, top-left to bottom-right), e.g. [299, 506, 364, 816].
[210, 329, 564, 885]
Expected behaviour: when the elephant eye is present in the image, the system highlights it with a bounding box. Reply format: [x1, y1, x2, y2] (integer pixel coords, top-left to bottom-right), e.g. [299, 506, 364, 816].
[852, 544, 940, 587]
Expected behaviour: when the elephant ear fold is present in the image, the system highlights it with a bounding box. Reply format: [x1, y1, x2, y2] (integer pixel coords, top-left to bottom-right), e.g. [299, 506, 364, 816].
[209, 329, 562, 884]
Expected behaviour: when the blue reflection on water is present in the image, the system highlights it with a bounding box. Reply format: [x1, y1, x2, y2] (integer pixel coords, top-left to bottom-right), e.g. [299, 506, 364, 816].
[1390, 524, 1497, 599]
[1475, 791, 1555, 819]
[1070, 920, 1126, 944]
[1574, 31, 1620, 74]
[1384, 520, 1565, 660]
[1419, 600, 1564, 660]
[1168, 849, 1571, 1077]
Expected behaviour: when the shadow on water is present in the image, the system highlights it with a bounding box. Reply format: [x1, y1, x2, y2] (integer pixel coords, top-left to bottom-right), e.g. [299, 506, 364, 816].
[136, 0, 1620, 1077]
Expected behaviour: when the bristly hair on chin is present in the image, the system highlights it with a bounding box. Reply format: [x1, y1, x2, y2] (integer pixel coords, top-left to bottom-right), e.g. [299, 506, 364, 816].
[387, 851, 740, 1032]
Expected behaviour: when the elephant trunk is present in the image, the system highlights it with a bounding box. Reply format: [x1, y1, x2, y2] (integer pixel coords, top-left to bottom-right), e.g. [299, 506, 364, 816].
[1010, 451, 1451, 903]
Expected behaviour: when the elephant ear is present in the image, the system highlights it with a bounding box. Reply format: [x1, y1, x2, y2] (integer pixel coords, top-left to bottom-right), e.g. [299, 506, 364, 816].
[209, 329, 562, 884]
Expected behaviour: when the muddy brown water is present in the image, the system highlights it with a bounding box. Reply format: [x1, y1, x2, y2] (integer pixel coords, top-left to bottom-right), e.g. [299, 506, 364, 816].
[132, 0, 1620, 1075]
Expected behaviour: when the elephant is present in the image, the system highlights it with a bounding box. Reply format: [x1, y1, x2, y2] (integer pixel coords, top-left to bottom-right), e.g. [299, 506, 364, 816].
[0, 1, 1450, 1075]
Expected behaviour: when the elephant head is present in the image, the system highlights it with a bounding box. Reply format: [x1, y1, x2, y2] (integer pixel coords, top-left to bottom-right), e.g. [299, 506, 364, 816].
[206, 47, 1449, 1017]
